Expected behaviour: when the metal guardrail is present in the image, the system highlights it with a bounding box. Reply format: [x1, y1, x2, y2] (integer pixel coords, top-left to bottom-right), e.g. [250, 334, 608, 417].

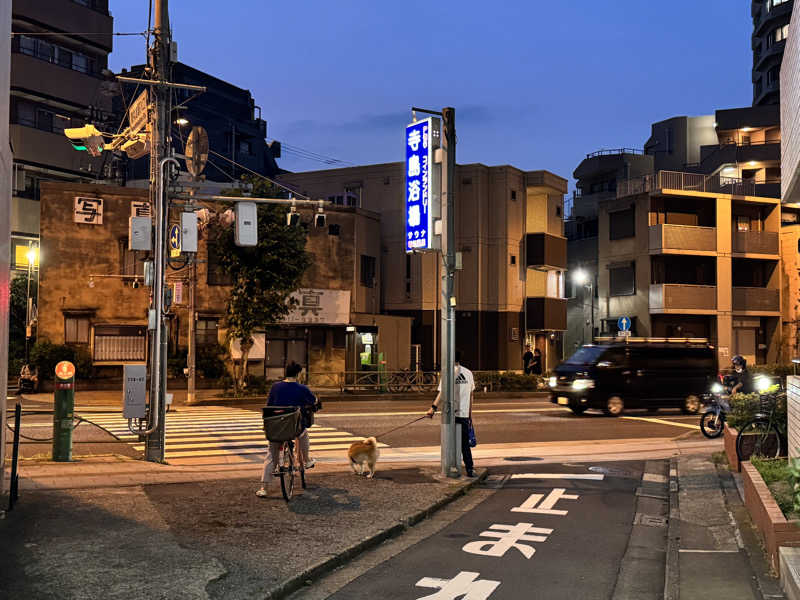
[302, 370, 544, 393]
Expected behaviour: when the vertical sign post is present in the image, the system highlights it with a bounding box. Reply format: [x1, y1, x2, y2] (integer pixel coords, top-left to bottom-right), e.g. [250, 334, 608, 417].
[405, 118, 440, 252]
[52, 360, 76, 461]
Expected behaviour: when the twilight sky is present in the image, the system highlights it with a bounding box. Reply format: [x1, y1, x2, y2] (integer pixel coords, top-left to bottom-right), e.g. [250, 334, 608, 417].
[109, 1, 753, 185]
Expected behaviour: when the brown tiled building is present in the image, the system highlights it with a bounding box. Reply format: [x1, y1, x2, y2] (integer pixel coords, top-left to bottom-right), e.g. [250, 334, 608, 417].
[279, 163, 568, 371]
[37, 181, 411, 378]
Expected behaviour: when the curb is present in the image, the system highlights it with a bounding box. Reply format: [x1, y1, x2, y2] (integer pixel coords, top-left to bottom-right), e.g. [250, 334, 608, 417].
[264, 469, 488, 600]
[664, 458, 679, 600]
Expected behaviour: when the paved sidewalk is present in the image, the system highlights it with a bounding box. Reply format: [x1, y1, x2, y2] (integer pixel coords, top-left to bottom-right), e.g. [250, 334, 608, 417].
[669, 454, 784, 600]
[1, 463, 485, 600]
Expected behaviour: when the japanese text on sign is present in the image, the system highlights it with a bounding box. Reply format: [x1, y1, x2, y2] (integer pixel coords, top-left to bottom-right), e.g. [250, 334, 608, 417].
[405, 118, 439, 252]
[74, 197, 103, 225]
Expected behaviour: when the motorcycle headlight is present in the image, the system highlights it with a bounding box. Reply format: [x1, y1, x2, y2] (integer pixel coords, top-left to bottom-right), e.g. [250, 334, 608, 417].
[755, 376, 772, 393]
[572, 378, 595, 391]
[711, 382, 723, 394]
[548, 376, 557, 388]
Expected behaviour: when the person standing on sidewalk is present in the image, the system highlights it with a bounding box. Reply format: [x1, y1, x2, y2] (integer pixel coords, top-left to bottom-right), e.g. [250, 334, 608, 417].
[426, 350, 475, 477]
[530, 348, 543, 375]
[256, 362, 319, 498]
[522, 344, 534, 375]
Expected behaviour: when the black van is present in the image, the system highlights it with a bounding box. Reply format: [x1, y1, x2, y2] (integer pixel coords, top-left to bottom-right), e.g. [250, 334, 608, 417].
[548, 341, 716, 416]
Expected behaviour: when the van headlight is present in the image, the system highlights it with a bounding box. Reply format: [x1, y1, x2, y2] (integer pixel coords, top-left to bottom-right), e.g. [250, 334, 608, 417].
[548, 376, 557, 388]
[572, 378, 595, 391]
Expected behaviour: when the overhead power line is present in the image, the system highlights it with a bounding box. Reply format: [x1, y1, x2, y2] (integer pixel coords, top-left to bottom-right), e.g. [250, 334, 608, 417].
[11, 31, 146, 37]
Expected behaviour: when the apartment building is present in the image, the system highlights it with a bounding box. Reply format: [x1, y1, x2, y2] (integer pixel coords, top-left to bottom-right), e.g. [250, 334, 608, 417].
[279, 163, 568, 372]
[752, 0, 794, 106]
[599, 172, 782, 366]
[10, 0, 114, 276]
[36, 182, 411, 378]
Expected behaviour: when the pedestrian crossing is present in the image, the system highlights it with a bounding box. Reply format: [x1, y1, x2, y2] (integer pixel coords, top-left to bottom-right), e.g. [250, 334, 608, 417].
[80, 406, 387, 461]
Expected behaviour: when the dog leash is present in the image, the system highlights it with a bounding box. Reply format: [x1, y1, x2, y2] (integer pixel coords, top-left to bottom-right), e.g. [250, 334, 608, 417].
[374, 415, 428, 439]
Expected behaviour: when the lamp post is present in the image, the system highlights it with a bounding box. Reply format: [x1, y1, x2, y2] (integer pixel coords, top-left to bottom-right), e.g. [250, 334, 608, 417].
[24, 244, 37, 364]
[572, 268, 594, 345]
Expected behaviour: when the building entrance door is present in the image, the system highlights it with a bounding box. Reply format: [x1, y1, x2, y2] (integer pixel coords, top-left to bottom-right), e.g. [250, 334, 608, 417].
[733, 327, 757, 366]
[265, 328, 308, 379]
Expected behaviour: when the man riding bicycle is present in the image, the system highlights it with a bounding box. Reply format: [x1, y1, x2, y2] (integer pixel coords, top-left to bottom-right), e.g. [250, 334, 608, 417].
[256, 361, 320, 498]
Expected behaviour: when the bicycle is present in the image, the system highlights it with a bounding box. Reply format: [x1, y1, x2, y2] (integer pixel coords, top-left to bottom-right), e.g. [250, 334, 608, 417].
[735, 391, 784, 466]
[262, 406, 308, 502]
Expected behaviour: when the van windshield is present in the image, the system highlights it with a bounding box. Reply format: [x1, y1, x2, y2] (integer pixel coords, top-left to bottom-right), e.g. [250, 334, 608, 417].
[564, 346, 608, 365]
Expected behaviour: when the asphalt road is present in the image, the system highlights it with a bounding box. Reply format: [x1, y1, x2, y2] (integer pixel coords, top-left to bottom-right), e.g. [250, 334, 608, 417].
[327, 461, 643, 600]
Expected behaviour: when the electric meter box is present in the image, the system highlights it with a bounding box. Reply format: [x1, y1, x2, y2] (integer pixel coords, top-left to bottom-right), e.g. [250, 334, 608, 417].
[180, 212, 198, 253]
[129, 216, 152, 251]
[235, 201, 258, 247]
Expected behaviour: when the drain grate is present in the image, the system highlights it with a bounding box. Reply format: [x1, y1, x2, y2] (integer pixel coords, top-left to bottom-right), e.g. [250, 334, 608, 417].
[633, 513, 668, 528]
[504, 456, 542, 462]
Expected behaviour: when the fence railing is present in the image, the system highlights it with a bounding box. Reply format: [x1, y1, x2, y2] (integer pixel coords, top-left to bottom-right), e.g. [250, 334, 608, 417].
[301, 370, 544, 393]
[586, 148, 644, 158]
[617, 171, 758, 199]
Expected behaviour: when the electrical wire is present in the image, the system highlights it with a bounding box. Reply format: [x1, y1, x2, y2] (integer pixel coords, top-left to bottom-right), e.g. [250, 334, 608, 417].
[207, 149, 311, 198]
[11, 31, 146, 37]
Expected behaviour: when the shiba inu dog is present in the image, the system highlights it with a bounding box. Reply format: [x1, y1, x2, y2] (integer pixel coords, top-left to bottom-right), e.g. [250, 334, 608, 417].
[348, 437, 379, 478]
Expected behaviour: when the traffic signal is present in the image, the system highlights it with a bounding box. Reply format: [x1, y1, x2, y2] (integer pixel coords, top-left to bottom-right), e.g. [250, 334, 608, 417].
[64, 124, 104, 156]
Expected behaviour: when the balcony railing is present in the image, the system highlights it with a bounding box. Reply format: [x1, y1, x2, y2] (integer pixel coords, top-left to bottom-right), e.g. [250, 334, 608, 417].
[526, 297, 567, 331]
[526, 233, 567, 270]
[733, 230, 779, 255]
[649, 224, 716, 253]
[732, 287, 779, 312]
[585, 148, 644, 158]
[649, 284, 717, 312]
[618, 171, 758, 198]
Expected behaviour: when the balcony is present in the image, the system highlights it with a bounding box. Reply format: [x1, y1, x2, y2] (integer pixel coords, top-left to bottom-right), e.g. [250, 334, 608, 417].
[11, 54, 106, 110]
[733, 230, 779, 255]
[526, 233, 567, 270]
[649, 224, 716, 254]
[526, 297, 567, 331]
[618, 171, 760, 199]
[649, 284, 717, 313]
[733, 287, 780, 313]
[13, 0, 113, 51]
[10, 124, 104, 176]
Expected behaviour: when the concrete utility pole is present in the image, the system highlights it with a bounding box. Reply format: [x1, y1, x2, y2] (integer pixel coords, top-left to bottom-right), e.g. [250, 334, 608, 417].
[145, 0, 172, 462]
[440, 107, 459, 478]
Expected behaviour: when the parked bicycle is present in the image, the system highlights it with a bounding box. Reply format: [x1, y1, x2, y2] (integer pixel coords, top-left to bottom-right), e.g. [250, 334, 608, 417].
[262, 406, 308, 501]
[735, 378, 784, 465]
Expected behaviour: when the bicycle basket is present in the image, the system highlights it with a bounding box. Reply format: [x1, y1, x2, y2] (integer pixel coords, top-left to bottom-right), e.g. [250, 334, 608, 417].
[262, 407, 303, 442]
[759, 393, 776, 415]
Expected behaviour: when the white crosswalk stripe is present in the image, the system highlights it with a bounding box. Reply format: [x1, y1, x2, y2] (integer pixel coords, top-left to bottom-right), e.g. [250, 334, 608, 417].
[79, 406, 386, 460]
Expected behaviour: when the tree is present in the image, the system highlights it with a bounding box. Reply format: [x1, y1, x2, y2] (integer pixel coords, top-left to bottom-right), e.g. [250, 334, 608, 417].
[206, 178, 311, 392]
[9, 274, 36, 373]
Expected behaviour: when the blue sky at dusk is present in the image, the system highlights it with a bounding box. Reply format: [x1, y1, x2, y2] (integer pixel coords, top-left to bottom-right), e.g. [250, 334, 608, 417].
[109, 1, 753, 185]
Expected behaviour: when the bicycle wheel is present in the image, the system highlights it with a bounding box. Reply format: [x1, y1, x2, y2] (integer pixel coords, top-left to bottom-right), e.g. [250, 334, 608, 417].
[736, 419, 781, 463]
[280, 443, 295, 501]
[700, 410, 724, 439]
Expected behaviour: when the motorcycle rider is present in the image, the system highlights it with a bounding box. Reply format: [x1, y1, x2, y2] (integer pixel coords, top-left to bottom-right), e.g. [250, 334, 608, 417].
[730, 355, 754, 395]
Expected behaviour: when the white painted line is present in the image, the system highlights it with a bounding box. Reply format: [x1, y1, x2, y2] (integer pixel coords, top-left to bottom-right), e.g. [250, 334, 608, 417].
[621, 416, 700, 430]
[510, 473, 605, 481]
[642, 473, 668, 483]
[728, 511, 745, 549]
[678, 549, 740, 553]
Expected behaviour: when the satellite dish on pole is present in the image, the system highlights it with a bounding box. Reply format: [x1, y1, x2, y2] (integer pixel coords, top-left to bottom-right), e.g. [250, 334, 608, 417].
[185, 126, 209, 178]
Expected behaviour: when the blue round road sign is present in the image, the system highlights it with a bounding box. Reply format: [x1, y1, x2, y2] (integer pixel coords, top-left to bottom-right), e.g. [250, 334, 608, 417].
[617, 316, 631, 332]
[169, 224, 181, 251]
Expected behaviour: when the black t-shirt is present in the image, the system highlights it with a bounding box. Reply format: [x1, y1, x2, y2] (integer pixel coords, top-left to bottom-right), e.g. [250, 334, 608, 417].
[523, 351, 533, 368]
[735, 369, 755, 394]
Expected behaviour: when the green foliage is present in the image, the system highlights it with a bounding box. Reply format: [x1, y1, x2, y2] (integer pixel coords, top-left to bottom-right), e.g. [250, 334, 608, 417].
[789, 455, 800, 516]
[750, 364, 796, 379]
[197, 343, 228, 380]
[8, 274, 36, 371]
[209, 178, 311, 390]
[473, 371, 542, 392]
[752, 456, 797, 519]
[727, 390, 787, 431]
[29, 339, 93, 380]
[167, 347, 188, 379]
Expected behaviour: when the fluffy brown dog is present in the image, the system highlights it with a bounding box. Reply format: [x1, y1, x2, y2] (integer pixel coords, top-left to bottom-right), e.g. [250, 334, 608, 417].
[348, 437, 379, 478]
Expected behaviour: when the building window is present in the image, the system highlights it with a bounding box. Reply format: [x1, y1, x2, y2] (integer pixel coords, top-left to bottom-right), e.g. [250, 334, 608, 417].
[510, 255, 517, 265]
[309, 328, 326, 349]
[119, 239, 144, 277]
[774, 24, 789, 43]
[13, 99, 76, 134]
[768, 66, 780, 85]
[332, 328, 346, 348]
[93, 324, 146, 362]
[609, 264, 636, 297]
[511, 190, 517, 201]
[328, 223, 340, 236]
[770, 0, 789, 10]
[556, 205, 562, 217]
[609, 207, 635, 240]
[207, 245, 233, 286]
[238, 139, 252, 155]
[405, 254, 412, 296]
[196, 317, 219, 346]
[15, 35, 98, 76]
[360, 255, 376, 288]
[65, 316, 90, 345]
[11, 238, 39, 271]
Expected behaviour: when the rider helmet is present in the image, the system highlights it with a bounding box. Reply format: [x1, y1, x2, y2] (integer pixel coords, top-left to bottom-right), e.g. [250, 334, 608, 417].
[732, 355, 746, 368]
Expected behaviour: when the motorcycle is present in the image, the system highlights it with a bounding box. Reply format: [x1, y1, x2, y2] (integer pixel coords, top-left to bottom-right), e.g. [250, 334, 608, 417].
[700, 378, 731, 439]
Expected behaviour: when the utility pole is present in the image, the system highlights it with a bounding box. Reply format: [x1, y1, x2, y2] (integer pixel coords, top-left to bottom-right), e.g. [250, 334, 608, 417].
[187, 261, 196, 404]
[145, 0, 171, 462]
[440, 107, 459, 478]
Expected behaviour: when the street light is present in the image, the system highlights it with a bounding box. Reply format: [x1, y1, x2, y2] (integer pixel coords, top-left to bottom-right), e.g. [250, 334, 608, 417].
[571, 268, 594, 344]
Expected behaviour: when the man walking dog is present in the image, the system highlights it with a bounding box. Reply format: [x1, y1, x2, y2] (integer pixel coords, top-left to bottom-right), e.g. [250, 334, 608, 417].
[426, 350, 475, 477]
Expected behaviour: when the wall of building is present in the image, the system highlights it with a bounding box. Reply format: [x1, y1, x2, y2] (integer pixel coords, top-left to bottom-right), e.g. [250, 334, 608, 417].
[782, 5, 800, 203]
[1, 0, 13, 499]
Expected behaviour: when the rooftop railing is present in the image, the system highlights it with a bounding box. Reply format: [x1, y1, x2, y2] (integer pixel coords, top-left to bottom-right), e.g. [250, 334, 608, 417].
[586, 148, 644, 158]
[617, 170, 759, 198]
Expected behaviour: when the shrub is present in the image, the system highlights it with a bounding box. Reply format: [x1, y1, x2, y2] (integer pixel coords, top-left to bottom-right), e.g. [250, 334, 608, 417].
[751, 364, 796, 379]
[751, 456, 796, 518]
[197, 343, 228, 380]
[727, 390, 786, 432]
[167, 347, 188, 379]
[30, 339, 94, 380]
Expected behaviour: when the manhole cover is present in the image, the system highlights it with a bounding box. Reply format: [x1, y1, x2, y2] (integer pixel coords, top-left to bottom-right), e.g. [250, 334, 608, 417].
[504, 457, 542, 462]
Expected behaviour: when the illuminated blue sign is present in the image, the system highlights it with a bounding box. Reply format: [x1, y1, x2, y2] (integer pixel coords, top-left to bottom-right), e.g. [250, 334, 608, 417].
[405, 118, 440, 252]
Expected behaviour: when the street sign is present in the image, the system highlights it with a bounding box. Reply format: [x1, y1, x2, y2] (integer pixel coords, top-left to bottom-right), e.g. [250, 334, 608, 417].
[617, 316, 631, 332]
[405, 117, 440, 252]
[618, 330, 632, 338]
[128, 90, 149, 136]
[169, 224, 181, 258]
[55, 361, 75, 380]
